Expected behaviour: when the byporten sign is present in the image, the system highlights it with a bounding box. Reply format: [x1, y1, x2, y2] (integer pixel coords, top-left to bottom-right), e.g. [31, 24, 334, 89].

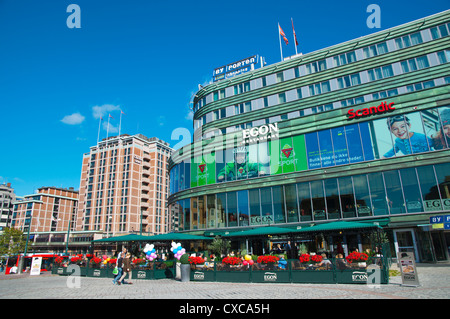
[429, 214, 450, 230]
[213, 55, 258, 82]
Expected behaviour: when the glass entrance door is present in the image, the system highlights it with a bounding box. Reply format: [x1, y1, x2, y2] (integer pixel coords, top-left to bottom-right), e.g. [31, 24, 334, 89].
[394, 229, 419, 262]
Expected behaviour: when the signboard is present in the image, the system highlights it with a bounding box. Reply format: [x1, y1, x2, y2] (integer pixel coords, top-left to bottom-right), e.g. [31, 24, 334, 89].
[213, 55, 258, 82]
[30, 257, 42, 276]
[429, 214, 450, 230]
[398, 252, 420, 286]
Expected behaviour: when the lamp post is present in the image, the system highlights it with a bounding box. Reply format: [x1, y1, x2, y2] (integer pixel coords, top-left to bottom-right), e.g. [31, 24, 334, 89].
[65, 218, 72, 256]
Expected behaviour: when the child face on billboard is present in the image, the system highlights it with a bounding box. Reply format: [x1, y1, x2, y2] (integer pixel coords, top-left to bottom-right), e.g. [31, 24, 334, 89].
[443, 124, 450, 138]
[389, 120, 412, 140]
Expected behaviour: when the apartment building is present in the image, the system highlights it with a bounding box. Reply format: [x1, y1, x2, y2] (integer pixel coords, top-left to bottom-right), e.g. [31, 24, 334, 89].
[77, 134, 173, 238]
[0, 183, 16, 231]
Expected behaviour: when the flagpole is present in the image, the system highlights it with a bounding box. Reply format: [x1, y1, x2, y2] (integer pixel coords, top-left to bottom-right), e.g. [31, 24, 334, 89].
[278, 23, 283, 61]
[292, 18, 298, 55]
[106, 114, 110, 138]
[118, 111, 122, 139]
[97, 117, 102, 144]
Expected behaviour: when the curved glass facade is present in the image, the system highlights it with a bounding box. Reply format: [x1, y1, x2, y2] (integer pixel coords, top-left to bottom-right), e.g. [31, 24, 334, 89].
[170, 105, 450, 194]
[173, 162, 450, 231]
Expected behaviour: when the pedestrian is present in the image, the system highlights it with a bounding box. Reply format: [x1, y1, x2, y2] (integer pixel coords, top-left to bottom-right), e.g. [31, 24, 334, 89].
[119, 253, 132, 285]
[112, 248, 126, 285]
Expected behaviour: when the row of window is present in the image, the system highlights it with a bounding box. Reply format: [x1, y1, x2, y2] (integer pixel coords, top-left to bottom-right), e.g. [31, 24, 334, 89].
[170, 105, 450, 194]
[194, 22, 450, 113]
[172, 162, 450, 231]
[194, 50, 449, 138]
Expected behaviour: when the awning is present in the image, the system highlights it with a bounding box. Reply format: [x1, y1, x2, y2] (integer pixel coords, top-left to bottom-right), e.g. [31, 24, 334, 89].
[92, 232, 212, 243]
[222, 226, 294, 238]
[92, 234, 153, 243]
[144, 232, 213, 241]
[292, 220, 382, 233]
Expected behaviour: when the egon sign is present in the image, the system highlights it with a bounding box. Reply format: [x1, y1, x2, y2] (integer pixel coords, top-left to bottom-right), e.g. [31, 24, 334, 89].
[242, 123, 279, 144]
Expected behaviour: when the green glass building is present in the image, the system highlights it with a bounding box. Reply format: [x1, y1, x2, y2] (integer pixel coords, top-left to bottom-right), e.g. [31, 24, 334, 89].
[169, 10, 450, 262]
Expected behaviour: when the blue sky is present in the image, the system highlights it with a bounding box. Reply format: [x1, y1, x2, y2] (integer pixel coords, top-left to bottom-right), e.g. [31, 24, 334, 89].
[0, 0, 448, 196]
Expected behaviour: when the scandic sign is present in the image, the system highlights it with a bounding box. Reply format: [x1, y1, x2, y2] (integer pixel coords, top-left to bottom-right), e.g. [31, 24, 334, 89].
[347, 102, 395, 119]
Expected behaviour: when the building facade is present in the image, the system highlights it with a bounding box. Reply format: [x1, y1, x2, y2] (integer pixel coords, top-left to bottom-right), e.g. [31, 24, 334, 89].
[77, 134, 173, 238]
[169, 11, 450, 262]
[0, 183, 16, 231]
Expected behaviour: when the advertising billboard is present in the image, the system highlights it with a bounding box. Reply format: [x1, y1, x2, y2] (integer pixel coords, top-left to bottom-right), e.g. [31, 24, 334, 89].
[213, 55, 258, 82]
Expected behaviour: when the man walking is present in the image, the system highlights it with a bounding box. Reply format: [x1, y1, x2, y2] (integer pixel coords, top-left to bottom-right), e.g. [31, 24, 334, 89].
[112, 247, 127, 285]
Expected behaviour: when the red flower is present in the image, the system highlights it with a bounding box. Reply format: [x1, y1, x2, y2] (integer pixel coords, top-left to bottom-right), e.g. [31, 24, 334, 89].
[257, 255, 280, 264]
[132, 258, 145, 265]
[109, 258, 117, 264]
[222, 257, 242, 265]
[189, 256, 205, 265]
[311, 254, 323, 263]
[90, 257, 102, 264]
[55, 256, 64, 264]
[70, 256, 82, 263]
[299, 254, 310, 263]
[345, 251, 369, 263]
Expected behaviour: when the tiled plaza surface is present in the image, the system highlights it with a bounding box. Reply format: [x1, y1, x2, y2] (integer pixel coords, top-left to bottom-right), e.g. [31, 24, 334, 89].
[1, 263, 449, 300]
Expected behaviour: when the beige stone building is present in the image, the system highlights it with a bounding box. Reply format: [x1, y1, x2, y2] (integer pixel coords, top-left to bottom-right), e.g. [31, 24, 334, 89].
[77, 134, 172, 238]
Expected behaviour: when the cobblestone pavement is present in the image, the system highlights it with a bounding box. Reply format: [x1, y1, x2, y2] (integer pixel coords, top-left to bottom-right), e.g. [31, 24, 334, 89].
[0, 264, 449, 300]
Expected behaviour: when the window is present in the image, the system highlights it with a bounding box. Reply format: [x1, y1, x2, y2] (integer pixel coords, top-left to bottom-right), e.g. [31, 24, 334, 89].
[285, 184, 299, 223]
[276, 72, 284, 83]
[401, 56, 429, 73]
[324, 178, 340, 219]
[306, 59, 327, 74]
[334, 51, 357, 67]
[395, 32, 423, 49]
[249, 189, 261, 225]
[278, 93, 286, 104]
[431, 24, 450, 40]
[337, 73, 361, 89]
[368, 65, 393, 81]
[237, 190, 249, 226]
[297, 88, 302, 99]
[311, 180, 326, 221]
[309, 81, 330, 95]
[437, 50, 450, 64]
[363, 42, 388, 58]
[272, 186, 286, 224]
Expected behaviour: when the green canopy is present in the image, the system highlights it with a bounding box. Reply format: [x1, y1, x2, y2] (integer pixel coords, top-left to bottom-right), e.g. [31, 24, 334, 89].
[144, 232, 213, 241]
[293, 220, 382, 233]
[92, 233, 153, 243]
[222, 226, 294, 238]
[92, 232, 212, 243]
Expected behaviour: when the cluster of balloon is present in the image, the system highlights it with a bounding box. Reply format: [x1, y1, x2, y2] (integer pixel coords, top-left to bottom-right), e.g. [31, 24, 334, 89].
[242, 255, 254, 266]
[170, 242, 186, 260]
[102, 255, 110, 264]
[144, 244, 157, 261]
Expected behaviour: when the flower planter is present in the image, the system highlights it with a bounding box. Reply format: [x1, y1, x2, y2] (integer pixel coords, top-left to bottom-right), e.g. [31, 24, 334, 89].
[291, 270, 334, 284]
[190, 269, 216, 282]
[252, 269, 290, 283]
[87, 267, 109, 278]
[55, 267, 67, 276]
[335, 269, 368, 284]
[215, 268, 251, 283]
[132, 269, 152, 280]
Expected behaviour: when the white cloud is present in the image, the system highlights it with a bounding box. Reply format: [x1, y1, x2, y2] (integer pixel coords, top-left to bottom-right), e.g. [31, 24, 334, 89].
[185, 110, 193, 121]
[61, 112, 85, 125]
[92, 104, 121, 119]
[102, 121, 119, 134]
[157, 115, 165, 126]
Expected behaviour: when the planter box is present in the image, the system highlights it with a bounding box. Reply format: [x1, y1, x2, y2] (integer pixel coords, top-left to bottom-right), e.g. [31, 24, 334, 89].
[55, 267, 67, 276]
[132, 269, 152, 280]
[190, 269, 216, 282]
[335, 269, 368, 284]
[252, 270, 290, 283]
[87, 267, 109, 278]
[291, 270, 334, 284]
[154, 267, 175, 280]
[215, 270, 251, 283]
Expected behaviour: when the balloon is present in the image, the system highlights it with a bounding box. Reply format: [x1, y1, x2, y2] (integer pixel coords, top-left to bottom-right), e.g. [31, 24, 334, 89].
[146, 251, 151, 256]
[106, 258, 110, 261]
[103, 260, 107, 264]
[149, 257, 153, 261]
[248, 260, 254, 265]
[245, 255, 251, 261]
[102, 255, 108, 260]
[243, 260, 248, 266]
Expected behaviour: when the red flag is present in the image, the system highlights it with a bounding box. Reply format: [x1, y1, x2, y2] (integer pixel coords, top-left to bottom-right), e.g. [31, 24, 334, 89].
[279, 24, 289, 45]
[291, 18, 298, 46]
[109, 114, 114, 119]
[121, 110, 125, 115]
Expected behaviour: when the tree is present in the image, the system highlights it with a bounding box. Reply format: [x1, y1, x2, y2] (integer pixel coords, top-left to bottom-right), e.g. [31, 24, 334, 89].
[0, 227, 26, 256]
[207, 236, 231, 257]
